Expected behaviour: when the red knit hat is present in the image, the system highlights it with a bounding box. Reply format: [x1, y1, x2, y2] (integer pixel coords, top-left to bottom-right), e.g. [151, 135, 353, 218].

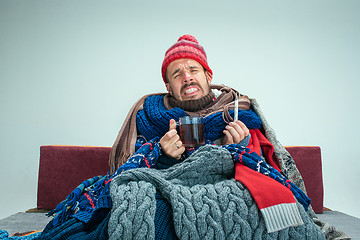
[161, 35, 213, 83]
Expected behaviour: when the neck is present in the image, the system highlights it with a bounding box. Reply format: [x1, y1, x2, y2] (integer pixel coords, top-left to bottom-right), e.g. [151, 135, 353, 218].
[168, 91, 215, 112]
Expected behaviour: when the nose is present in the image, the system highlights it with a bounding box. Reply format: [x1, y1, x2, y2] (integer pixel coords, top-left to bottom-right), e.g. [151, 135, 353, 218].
[184, 72, 192, 82]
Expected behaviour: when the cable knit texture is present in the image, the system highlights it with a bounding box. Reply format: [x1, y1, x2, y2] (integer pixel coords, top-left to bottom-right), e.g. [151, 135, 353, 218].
[108, 145, 325, 240]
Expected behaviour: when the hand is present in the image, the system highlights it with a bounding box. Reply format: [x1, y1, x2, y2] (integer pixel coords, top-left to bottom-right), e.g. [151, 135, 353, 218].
[160, 119, 185, 160]
[222, 120, 250, 145]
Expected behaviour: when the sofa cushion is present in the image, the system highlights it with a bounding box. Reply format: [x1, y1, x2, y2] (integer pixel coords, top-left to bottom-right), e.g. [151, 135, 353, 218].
[285, 146, 324, 213]
[37, 145, 111, 210]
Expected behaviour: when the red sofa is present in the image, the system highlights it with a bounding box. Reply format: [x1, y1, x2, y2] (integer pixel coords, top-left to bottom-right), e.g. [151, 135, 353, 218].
[37, 145, 324, 214]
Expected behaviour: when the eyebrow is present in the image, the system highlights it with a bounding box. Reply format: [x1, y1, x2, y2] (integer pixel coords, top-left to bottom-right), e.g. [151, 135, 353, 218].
[170, 65, 201, 78]
[189, 65, 200, 70]
[171, 68, 182, 78]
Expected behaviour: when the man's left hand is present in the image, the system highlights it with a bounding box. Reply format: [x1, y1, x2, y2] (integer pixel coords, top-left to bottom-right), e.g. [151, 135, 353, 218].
[222, 120, 250, 145]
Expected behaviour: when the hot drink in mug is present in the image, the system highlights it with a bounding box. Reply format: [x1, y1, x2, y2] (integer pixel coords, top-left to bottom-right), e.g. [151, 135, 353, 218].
[179, 116, 205, 148]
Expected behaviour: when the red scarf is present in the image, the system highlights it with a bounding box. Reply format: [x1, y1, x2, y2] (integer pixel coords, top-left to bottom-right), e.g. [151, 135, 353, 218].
[235, 129, 303, 232]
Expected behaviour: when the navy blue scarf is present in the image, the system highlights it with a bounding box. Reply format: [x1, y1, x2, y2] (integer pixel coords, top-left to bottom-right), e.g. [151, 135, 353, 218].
[136, 95, 262, 141]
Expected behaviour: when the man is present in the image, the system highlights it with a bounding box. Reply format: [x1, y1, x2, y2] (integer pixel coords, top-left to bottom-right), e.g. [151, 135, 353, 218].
[109, 35, 253, 170]
[159, 35, 250, 160]
[105, 35, 322, 238]
[42, 35, 327, 240]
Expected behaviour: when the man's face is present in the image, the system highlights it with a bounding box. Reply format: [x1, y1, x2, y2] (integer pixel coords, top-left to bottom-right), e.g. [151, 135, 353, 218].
[165, 59, 212, 101]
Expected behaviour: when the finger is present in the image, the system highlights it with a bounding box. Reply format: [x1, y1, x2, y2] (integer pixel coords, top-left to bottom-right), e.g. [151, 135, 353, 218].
[168, 133, 180, 146]
[236, 121, 250, 136]
[160, 129, 179, 150]
[174, 140, 183, 149]
[226, 125, 242, 143]
[161, 129, 178, 143]
[175, 140, 185, 149]
[230, 122, 247, 141]
[173, 141, 185, 152]
[170, 139, 182, 150]
[223, 129, 234, 144]
[161, 133, 179, 151]
[160, 137, 181, 157]
[169, 119, 177, 130]
[173, 147, 185, 160]
[229, 122, 243, 135]
[168, 141, 185, 159]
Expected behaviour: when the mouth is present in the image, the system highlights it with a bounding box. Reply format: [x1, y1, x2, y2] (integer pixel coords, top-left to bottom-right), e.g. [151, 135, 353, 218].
[182, 84, 201, 97]
[182, 82, 203, 101]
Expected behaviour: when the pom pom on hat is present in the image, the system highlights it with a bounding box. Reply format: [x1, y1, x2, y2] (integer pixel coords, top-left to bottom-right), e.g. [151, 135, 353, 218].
[177, 34, 199, 44]
[161, 34, 212, 83]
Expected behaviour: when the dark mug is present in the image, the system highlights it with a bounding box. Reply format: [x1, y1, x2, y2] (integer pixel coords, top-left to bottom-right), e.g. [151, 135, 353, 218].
[179, 116, 205, 148]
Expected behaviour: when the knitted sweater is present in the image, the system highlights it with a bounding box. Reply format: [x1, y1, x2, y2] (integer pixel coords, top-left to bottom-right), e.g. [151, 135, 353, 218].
[108, 145, 325, 240]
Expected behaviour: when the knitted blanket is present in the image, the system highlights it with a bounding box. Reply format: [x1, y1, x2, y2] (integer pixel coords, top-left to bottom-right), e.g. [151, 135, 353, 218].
[108, 145, 325, 240]
[135, 94, 312, 233]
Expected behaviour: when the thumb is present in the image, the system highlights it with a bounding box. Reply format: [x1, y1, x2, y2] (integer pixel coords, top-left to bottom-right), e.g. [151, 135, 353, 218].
[169, 119, 177, 130]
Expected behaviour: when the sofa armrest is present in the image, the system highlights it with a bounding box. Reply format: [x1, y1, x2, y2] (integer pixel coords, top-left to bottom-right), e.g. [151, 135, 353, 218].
[285, 146, 324, 213]
[37, 145, 111, 210]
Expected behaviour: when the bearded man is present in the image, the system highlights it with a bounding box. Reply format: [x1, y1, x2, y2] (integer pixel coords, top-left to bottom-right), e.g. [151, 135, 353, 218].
[106, 35, 326, 239]
[42, 35, 329, 240]
[109, 35, 253, 170]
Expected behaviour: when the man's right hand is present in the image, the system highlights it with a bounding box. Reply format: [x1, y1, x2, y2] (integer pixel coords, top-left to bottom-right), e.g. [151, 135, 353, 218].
[160, 119, 185, 160]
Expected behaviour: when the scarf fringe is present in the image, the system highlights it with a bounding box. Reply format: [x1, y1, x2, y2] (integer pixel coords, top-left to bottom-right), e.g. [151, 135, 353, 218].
[112, 152, 131, 173]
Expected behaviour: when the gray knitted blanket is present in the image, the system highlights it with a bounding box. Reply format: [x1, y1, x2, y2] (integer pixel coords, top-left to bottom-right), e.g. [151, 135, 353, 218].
[108, 145, 325, 240]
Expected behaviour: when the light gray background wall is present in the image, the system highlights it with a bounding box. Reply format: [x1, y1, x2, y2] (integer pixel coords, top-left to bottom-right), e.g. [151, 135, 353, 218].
[1, 0, 359, 221]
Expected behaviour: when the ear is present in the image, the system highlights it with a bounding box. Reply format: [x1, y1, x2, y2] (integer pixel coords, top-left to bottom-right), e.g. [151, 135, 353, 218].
[205, 71, 213, 84]
[165, 83, 172, 94]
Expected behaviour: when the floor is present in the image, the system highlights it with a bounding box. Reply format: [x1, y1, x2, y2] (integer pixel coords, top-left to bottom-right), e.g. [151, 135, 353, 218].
[317, 210, 360, 239]
[0, 210, 359, 239]
[0, 212, 51, 236]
